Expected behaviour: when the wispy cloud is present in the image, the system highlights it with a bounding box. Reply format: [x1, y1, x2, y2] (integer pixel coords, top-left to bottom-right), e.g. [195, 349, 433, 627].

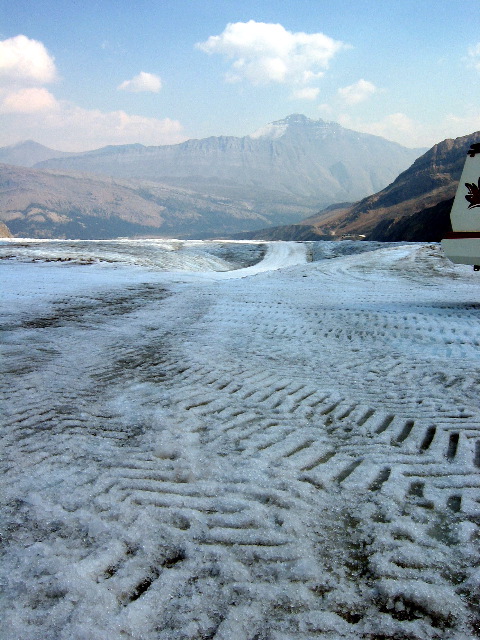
[197, 20, 348, 88]
[0, 87, 58, 114]
[336, 111, 480, 148]
[338, 79, 378, 105]
[466, 43, 480, 71]
[0, 103, 185, 151]
[290, 87, 320, 101]
[338, 112, 419, 144]
[442, 111, 480, 139]
[118, 71, 162, 93]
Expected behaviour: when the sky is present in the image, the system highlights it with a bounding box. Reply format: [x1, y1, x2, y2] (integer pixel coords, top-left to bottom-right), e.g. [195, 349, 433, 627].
[1, 0, 480, 151]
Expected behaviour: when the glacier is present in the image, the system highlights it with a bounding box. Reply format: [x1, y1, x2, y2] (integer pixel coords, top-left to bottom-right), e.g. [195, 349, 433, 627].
[1, 238, 479, 639]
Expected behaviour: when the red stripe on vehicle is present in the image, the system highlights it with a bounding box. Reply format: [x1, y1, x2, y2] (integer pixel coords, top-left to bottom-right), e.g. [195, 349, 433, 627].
[443, 232, 480, 239]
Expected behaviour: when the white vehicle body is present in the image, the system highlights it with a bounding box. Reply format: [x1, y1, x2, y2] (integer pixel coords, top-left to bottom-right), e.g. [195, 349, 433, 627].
[441, 142, 480, 268]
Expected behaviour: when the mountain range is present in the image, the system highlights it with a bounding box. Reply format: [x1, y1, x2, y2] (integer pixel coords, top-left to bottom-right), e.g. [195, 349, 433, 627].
[234, 131, 480, 242]
[33, 115, 421, 209]
[0, 115, 426, 239]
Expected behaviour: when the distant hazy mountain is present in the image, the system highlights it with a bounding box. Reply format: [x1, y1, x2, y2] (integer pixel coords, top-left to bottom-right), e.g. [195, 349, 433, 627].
[34, 115, 423, 215]
[0, 140, 74, 168]
[0, 164, 284, 239]
[232, 132, 480, 242]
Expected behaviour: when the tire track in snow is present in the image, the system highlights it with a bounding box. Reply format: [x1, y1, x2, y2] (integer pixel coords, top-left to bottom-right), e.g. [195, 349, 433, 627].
[2, 243, 480, 639]
[151, 244, 480, 638]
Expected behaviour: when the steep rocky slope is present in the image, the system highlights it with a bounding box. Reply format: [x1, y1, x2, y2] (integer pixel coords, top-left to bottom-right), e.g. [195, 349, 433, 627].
[306, 131, 480, 240]
[0, 222, 12, 237]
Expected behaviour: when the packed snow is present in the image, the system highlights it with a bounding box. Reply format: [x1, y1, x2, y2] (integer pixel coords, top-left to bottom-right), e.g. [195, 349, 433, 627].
[1, 238, 480, 640]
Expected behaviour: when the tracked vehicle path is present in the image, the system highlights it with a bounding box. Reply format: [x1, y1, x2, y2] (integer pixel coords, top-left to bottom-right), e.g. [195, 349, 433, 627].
[1, 243, 480, 639]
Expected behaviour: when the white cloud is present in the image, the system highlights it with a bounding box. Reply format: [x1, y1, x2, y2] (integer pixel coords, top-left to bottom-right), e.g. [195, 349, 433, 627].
[197, 20, 348, 87]
[466, 43, 480, 71]
[318, 103, 334, 116]
[361, 112, 417, 137]
[0, 101, 185, 151]
[0, 35, 184, 150]
[0, 87, 58, 114]
[118, 71, 162, 93]
[338, 79, 377, 105]
[0, 34, 57, 85]
[291, 87, 320, 101]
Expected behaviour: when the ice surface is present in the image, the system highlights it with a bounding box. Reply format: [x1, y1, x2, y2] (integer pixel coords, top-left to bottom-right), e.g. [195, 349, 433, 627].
[1, 239, 480, 639]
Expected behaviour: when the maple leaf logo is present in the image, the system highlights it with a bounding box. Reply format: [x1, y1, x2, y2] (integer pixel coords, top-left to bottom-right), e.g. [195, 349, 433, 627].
[467, 143, 480, 157]
[465, 178, 480, 209]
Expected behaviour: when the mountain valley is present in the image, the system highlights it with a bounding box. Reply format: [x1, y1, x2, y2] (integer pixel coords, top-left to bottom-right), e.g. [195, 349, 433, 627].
[0, 115, 424, 239]
[235, 131, 480, 242]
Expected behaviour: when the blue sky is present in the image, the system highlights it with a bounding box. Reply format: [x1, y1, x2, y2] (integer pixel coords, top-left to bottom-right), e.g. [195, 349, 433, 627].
[1, 0, 480, 151]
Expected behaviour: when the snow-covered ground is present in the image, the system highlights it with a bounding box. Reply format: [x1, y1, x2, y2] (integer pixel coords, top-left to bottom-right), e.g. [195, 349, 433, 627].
[1, 238, 480, 639]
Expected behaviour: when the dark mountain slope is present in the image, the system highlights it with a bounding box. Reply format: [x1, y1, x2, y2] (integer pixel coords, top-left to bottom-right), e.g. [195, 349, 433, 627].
[365, 198, 454, 242]
[232, 224, 331, 241]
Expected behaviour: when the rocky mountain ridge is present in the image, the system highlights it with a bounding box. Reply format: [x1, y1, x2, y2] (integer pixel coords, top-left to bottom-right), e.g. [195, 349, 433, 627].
[235, 131, 480, 242]
[309, 131, 480, 240]
[0, 115, 426, 239]
[33, 114, 422, 213]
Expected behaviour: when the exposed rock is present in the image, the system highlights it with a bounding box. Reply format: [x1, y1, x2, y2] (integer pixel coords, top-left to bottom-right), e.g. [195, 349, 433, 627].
[0, 221, 12, 237]
[307, 131, 480, 241]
